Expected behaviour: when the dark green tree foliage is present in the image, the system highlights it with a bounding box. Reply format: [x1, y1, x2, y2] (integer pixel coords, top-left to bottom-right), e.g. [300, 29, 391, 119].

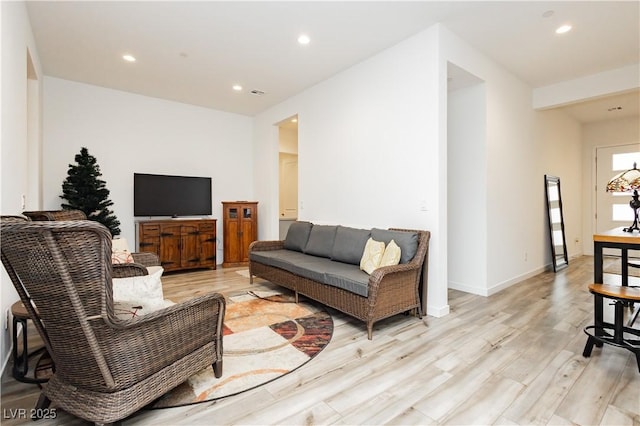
[60, 147, 121, 236]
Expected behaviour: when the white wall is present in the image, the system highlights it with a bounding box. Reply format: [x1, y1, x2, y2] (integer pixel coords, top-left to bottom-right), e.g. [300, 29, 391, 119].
[535, 109, 584, 264]
[581, 116, 640, 255]
[42, 77, 254, 255]
[441, 26, 583, 296]
[254, 26, 447, 316]
[448, 82, 487, 294]
[0, 0, 43, 372]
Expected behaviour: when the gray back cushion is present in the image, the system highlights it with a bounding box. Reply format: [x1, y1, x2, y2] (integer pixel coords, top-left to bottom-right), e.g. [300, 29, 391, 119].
[283, 221, 313, 252]
[304, 225, 338, 258]
[371, 228, 419, 264]
[330, 226, 371, 265]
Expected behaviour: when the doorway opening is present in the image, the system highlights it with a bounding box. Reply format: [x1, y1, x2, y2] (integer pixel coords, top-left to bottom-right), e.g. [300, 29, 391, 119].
[277, 115, 299, 239]
[447, 62, 486, 295]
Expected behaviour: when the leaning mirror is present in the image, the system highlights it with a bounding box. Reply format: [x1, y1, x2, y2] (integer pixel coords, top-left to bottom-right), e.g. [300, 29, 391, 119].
[545, 175, 568, 272]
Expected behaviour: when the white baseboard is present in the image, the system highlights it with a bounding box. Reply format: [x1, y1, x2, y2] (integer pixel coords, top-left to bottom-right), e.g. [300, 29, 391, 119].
[448, 264, 550, 297]
[426, 304, 450, 317]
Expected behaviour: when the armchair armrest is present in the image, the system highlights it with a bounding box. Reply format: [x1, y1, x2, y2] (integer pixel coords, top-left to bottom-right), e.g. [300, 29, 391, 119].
[97, 293, 226, 387]
[131, 252, 160, 267]
[112, 262, 149, 278]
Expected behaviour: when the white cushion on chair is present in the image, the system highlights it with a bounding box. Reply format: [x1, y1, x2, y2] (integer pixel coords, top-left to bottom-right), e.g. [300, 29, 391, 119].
[112, 267, 165, 302]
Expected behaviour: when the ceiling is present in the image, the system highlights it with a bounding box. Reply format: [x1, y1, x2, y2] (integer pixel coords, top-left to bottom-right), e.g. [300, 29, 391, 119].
[26, 1, 639, 121]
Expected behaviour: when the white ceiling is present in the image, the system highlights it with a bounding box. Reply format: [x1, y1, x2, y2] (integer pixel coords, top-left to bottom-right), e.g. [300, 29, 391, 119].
[26, 1, 640, 121]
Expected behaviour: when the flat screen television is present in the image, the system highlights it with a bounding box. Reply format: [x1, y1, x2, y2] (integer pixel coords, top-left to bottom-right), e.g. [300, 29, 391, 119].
[134, 173, 212, 217]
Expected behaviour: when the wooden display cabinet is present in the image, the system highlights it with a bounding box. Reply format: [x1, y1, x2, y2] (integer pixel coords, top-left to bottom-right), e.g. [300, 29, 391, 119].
[222, 201, 258, 267]
[137, 219, 217, 272]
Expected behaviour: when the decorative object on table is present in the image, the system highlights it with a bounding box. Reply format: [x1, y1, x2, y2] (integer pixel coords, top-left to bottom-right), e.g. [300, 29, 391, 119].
[606, 162, 640, 233]
[60, 147, 121, 236]
[544, 175, 568, 272]
[152, 289, 332, 408]
[0, 220, 225, 425]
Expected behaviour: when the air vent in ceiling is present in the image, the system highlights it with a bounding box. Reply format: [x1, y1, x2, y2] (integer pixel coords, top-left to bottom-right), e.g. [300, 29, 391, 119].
[250, 89, 265, 96]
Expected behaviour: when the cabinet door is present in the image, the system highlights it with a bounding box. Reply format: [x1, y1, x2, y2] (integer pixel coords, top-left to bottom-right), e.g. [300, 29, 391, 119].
[159, 224, 182, 270]
[180, 224, 201, 268]
[199, 222, 217, 268]
[225, 207, 242, 264]
[239, 207, 254, 262]
[139, 224, 160, 257]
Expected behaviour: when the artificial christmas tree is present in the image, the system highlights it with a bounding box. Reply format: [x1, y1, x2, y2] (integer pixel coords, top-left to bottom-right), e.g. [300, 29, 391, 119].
[60, 147, 121, 236]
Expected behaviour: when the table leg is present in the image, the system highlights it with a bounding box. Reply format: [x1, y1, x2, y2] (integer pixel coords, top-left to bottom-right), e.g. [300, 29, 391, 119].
[622, 248, 629, 286]
[594, 242, 603, 284]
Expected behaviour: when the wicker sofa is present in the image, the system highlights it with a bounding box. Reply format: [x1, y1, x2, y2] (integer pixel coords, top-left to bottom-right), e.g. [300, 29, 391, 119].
[249, 222, 430, 339]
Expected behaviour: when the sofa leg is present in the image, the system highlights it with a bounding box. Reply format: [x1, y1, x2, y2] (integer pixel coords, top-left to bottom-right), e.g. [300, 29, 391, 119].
[249, 274, 253, 284]
[294, 292, 299, 304]
[367, 323, 373, 340]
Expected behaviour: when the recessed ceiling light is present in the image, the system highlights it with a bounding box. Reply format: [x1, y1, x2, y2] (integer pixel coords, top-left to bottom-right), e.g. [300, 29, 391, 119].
[122, 54, 136, 62]
[542, 10, 555, 18]
[555, 24, 572, 34]
[232, 85, 243, 91]
[291, 118, 298, 123]
[297, 34, 310, 45]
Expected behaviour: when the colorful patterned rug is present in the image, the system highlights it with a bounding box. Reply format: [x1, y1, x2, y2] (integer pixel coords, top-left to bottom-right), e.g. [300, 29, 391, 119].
[151, 290, 333, 408]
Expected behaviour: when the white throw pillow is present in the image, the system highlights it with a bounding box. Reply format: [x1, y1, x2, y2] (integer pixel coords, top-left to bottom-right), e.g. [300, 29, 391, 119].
[360, 238, 385, 275]
[112, 267, 165, 303]
[379, 239, 401, 267]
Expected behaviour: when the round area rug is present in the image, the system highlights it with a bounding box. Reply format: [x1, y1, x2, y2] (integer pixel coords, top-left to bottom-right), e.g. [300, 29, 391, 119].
[151, 290, 333, 408]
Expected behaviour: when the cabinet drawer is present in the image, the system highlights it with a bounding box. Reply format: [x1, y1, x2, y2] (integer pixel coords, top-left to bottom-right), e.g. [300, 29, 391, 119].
[141, 225, 160, 236]
[199, 223, 216, 232]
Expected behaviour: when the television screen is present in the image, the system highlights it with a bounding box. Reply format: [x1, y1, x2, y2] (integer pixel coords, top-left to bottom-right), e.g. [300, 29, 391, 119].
[134, 173, 212, 217]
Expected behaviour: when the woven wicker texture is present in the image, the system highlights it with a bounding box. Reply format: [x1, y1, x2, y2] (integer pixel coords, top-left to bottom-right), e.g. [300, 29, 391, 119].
[23, 209, 88, 221]
[1, 220, 225, 424]
[249, 228, 430, 339]
[22, 209, 161, 277]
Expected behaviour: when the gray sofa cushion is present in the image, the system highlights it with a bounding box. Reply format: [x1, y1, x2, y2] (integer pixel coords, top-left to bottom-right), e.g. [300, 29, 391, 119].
[323, 262, 369, 297]
[371, 228, 418, 264]
[283, 221, 313, 252]
[304, 225, 337, 258]
[250, 249, 369, 297]
[250, 249, 311, 269]
[250, 250, 329, 284]
[330, 226, 371, 265]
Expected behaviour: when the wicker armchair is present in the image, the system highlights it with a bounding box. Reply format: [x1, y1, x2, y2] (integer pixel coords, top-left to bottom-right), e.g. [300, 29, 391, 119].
[1, 220, 225, 425]
[22, 209, 160, 277]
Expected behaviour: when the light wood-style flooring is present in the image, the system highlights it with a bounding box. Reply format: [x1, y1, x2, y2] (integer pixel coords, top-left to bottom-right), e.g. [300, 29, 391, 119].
[1, 255, 639, 425]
